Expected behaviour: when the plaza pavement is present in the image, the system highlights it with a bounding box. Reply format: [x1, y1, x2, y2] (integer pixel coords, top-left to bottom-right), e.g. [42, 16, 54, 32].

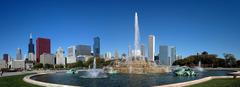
[0, 70, 67, 77]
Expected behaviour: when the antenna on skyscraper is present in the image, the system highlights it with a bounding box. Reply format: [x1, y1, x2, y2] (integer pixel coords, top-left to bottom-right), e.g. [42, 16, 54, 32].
[30, 33, 32, 39]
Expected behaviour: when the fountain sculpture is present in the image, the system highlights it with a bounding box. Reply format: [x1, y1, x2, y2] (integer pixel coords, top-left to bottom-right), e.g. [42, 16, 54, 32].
[113, 12, 169, 74]
[174, 66, 197, 76]
[66, 69, 77, 74]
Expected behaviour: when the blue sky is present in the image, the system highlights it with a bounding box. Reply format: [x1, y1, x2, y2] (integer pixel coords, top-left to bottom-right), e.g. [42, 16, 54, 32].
[0, 0, 240, 59]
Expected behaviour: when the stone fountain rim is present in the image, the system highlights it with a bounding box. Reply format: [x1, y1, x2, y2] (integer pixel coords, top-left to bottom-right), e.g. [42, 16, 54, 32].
[23, 71, 236, 87]
[23, 73, 80, 87]
[154, 76, 240, 87]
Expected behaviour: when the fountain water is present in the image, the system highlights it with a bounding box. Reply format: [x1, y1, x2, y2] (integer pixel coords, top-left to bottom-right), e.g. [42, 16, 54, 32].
[198, 61, 201, 67]
[194, 61, 204, 72]
[80, 57, 107, 78]
[113, 12, 170, 74]
[93, 56, 96, 69]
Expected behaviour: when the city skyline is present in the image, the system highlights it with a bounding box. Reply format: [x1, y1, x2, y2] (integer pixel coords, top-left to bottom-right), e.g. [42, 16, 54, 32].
[0, 0, 240, 59]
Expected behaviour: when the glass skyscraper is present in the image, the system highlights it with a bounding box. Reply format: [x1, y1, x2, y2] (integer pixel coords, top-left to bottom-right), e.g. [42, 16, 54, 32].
[75, 45, 91, 56]
[159, 45, 176, 66]
[93, 37, 100, 57]
[3, 54, 9, 63]
[28, 33, 35, 54]
[16, 48, 23, 60]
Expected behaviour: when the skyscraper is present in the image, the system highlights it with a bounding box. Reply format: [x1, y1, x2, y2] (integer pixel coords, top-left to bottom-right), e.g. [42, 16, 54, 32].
[75, 45, 92, 61]
[93, 37, 100, 57]
[28, 33, 35, 53]
[148, 35, 155, 62]
[40, 53, 55, 65]
[56, 47, 65, 65]
[104, 52, 112, 61]
[67, 46, 76, 64]
[114, 49, 119, 66]
[140, 44, 145, 57]
[76, 45, 91, 56]
[3, 54, 8, 63]
[171, 47, 176, 65]
[36, 38, 51, 63]
[16, 48, 23, 60]
[3, 54, 11, 68]
[176, 55, 183, 60]
[159, 45, 176, 66]
[28, 33, 36, 61]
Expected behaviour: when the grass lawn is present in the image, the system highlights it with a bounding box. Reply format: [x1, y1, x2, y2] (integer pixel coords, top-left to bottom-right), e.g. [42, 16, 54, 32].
[188, 78, 240, 87]
[0, 74, 41, 87]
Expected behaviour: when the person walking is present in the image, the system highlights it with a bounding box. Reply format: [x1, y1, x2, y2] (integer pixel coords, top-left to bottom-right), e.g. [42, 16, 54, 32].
[1, 69, 3, 76]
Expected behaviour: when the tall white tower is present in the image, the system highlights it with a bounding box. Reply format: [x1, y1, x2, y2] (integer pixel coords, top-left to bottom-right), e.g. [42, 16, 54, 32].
[67, 46, 76, 64]
[56, 47, 65, 65]
[148, 35, 155, 62]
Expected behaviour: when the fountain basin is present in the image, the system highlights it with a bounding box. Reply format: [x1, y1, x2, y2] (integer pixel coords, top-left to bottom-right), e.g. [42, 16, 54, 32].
[30, 70, 232, 87]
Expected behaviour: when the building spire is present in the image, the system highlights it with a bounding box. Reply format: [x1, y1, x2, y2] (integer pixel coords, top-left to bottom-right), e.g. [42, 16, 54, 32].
[30, 33, 32, 39]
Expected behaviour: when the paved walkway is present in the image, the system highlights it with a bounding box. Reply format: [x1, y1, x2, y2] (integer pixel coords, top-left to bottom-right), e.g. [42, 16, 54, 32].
[0, 70, 67, 77]
[0, 71, 34, 77]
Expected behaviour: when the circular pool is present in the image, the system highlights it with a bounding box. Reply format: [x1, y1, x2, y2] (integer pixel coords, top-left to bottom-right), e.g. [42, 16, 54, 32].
[30, 70, 231, 87]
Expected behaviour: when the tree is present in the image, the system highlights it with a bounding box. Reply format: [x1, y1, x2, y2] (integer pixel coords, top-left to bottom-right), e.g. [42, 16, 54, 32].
[173, 52, 240, 68]
[202, 51, 208, 55]
[66, 61, 84, 68]
[76, 61, 83, 67]
[236, 60, 240, 67]
[224, 53, 236, 67]
[65, 57, 113, 69]
[33, 63, 43, 69]
[82, 57, 112, 68]
[44, 64, 54, 69]
[55, 64, 64, 69]
[103, 60, 111, 66]
[173, 52, 222, 67]
[66, 63, 77, 68]
[83, 57, 94, 68]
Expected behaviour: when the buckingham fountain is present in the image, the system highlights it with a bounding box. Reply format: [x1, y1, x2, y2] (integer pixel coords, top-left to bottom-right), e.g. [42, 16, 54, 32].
[28, 12, 231, 87]
[113, 12, 170, 74]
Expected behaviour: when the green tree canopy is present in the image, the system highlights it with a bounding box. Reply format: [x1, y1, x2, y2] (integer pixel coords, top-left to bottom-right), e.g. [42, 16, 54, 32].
[173, 52, 224, 67]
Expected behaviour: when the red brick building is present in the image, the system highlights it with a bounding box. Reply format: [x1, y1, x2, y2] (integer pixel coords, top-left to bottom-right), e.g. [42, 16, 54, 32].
[36, 38, 51, 63]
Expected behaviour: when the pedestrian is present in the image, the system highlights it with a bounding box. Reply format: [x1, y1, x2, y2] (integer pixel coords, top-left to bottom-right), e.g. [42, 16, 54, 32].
[0, 69, 2, 76]
[1, 69, 3, 76]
